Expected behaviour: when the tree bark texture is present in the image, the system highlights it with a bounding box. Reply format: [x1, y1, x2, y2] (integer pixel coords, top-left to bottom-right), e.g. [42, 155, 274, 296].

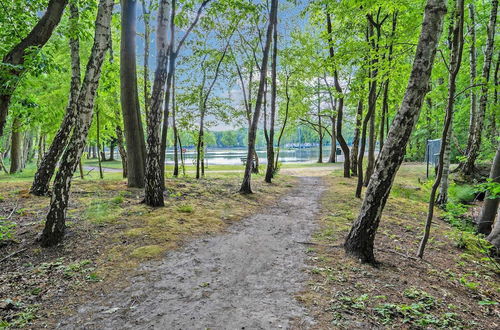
[144, 0, 169, 207]
[31, 4, 81, 195]
[9, 116, 22, 174]
[121, 0, 146, 188]
[344, 0, 446, 263]
[477, 144, 500, 235]
[40, 0, 113, 247]
[240, 0, 277, 194]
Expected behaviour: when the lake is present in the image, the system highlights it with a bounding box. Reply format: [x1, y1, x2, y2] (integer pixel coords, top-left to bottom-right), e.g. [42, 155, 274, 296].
[165, 146, 346, 166]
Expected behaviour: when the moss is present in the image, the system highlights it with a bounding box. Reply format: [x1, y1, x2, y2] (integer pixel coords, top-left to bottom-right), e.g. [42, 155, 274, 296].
[130, 245, 165, 259]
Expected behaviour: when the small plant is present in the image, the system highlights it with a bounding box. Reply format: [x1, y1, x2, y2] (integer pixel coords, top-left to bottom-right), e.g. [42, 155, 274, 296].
[0, 220, 16, 241]
[177, 204, 194, 213]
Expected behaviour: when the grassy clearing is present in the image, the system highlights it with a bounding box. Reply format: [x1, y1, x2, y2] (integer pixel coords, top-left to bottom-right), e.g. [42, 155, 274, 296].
[299, 164, 499, 329]
[0, 171, 294, 328]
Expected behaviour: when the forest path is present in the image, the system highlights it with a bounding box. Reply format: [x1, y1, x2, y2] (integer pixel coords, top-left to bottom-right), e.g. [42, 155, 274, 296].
[59, 176, 327, 329]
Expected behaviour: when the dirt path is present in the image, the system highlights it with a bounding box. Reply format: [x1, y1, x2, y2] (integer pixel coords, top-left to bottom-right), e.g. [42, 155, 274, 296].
[59, 176, 327, 329]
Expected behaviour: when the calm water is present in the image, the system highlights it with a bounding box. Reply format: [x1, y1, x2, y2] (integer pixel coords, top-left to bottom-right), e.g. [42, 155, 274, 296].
[165, 146, 345, 165]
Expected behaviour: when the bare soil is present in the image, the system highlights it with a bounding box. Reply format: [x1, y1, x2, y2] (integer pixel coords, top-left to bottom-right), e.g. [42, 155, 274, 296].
[57, 176, 327, 329]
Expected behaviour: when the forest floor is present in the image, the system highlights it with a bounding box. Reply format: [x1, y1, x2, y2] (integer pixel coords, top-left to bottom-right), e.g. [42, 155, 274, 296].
[300, 165, 500, 329]
[1, 163, 499, 329]
[0, 170, 295, 328]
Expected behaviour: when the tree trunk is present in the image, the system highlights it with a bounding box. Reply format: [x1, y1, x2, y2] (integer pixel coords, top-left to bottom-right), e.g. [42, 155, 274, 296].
[351, 99, 363, 176]
[464, 4, 477, 157]
[317, 79, 323, 164]
[418, 0, 464, 258]
[436, 123, 452, 206]
[96, 109, 104, 179]
[40, 0, 113, 247]
[120, 0, 146, 188]
[144, 0, 169, 207]
[265, 6, 278, 183]
[477, 144, 500, 235]
[326, 12, 350, 177]
[328, 115, 336, 163]
[141, 0, 151, 118]
[0, 0, 68, 138]
[275, 74, 290, 170]
[344, 0, 446, 263]
[109, 140, 115, 161]
[486, 212, 500, 250]
[172, 75, 179, 177]
[115, 124, 127, 178]
[364, 112, 375, 186]
[356, 64, 377, 197]
[30, 4, 81, 196]
[461, 0, 497, 176]
[9, 117, 22, 174]
[240, 0, 277, 194]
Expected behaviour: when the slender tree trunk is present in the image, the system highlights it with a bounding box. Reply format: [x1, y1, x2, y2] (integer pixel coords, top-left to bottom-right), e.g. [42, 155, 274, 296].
[78, 158, 84, 179]
[328, 115, 336, 163]
[464, 4, 477, 157]
[364, 111, 375, 186]
[356, 65, 377, 197]
[144, 0, 169, 207]
[141, 0, 151, 118]
[418, 0, 464, 258]
[96, 109, 104, 179]
[109, 141, 115, 161]
[9, 117, 22, 174]
[30, 3, 81, 196]
[240, 0, 277, 194]
[461, 0, 497, 176]
[317, 78, 323, 164]
[436, 123, 452, 205]
[477, 145, 500, 235]
[178, 133, 185, 176]
[326, 12, 350, 177]
[115, 124, 127, 178]
[344, 0, 446, 263]
[0, 0, 68, 138]
[265, 6, 278, 183]
[172, 75, 179, 177]
[275, 74, 290, 170]
[121, 0, 146, 188]
[351, 99, 363, 176]
[40, 0, 113, 247]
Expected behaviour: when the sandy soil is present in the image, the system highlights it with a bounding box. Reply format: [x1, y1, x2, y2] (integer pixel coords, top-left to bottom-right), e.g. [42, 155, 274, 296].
[58, 176, 327, 329]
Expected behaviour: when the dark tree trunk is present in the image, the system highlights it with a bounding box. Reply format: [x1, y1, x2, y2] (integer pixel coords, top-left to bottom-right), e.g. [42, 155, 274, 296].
[0, 0, 68, 138]
[419, 0, 465, 258]
[172, 75, 179, 177]
[9, 117, 22, 174]
[265, 5, 278, 183]
[477, 145, 500, 235]
[121, 0, 146, 188]
[40, 0, 113, 247]
[344, 0, 446, 263]
[328, 115, 336, 163]
[240, 0, 278, 194]
[351, 99, 363, 176]
[109, 140, 115, 161]
[356, 65, 377, 197]
[115, 124, 127, 178]
[31, 4, 81, 194]
[144, 0, 169, 207]
[461, 0, 497, 176]
[326, 12, 350, 177]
